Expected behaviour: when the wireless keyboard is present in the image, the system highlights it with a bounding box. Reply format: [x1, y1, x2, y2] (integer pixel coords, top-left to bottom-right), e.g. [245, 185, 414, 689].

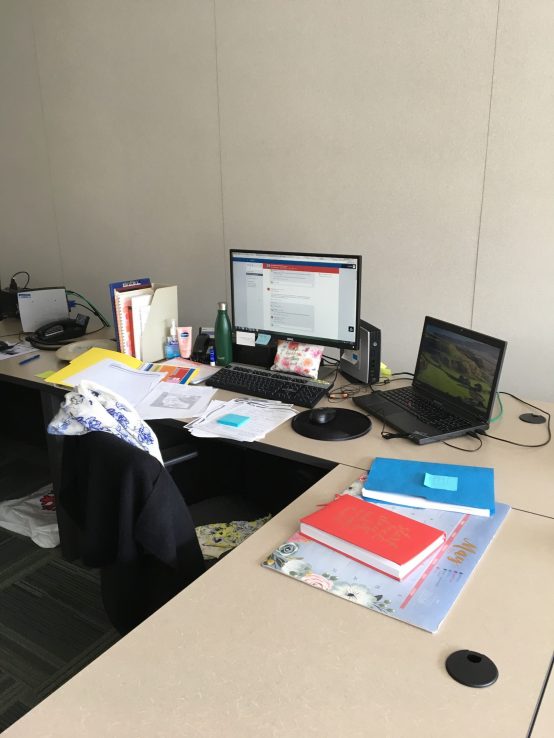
[205, 364, 331, 408]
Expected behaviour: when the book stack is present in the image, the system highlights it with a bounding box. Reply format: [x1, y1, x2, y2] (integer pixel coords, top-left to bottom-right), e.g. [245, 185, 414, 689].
[109, 278, 178, 362]
[262, 458, 508, 633]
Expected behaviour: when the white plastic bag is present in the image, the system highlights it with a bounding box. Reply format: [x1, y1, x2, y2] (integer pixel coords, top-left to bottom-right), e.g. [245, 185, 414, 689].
[0, 484, 60, 548]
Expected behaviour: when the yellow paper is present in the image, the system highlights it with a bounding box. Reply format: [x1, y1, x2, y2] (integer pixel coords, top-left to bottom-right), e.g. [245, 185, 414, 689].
[36, 370, 56, 379]
[45, 348, 142, 387]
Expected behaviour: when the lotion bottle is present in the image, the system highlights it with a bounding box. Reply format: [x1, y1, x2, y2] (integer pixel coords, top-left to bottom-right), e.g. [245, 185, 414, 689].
[177, 326, 192, 359]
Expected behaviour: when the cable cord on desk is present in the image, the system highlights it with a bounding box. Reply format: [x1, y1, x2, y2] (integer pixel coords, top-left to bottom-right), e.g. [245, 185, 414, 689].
[66, 290, 110, 327]
[479, 392, 551, 448]
[327, 372, 416, 404]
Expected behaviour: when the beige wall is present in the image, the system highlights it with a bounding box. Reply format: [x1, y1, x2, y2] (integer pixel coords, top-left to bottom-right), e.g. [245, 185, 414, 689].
[1, 1, 552, 401]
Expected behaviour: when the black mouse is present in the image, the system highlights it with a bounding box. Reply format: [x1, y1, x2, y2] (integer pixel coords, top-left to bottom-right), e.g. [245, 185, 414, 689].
[0, 340, 10, 352]
[308, 407, 337, 425]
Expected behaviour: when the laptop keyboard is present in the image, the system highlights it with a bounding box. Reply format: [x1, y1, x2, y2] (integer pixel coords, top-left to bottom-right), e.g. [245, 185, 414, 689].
[385, 386, 471, 432]
[205, 365, 331, 408]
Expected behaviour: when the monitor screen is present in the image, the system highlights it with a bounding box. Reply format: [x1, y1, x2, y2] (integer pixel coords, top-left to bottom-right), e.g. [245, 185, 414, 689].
[230, 250, 362, 350]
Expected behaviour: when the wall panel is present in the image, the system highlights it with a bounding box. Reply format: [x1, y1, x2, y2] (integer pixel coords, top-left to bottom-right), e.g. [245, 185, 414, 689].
[30, 0, 224, 331]
[215, 0, 498, 372]
[475, 0, 554, 401]
[0, 0, 62, 291]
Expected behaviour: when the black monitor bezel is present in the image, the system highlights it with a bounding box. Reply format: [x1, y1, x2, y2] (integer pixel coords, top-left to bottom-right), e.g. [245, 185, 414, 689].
[229, 249, 362, 351]
[413, 315, 507, 423]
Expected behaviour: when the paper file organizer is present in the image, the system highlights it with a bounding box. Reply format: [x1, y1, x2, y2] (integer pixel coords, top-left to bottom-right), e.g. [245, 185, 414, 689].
[140, 284, 178, 362]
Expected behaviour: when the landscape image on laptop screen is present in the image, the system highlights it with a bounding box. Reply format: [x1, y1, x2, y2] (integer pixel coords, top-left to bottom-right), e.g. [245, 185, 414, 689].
[417, 324, 502, 416]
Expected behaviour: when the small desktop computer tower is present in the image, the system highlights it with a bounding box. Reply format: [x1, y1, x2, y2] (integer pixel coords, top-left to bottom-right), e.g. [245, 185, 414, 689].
[339, 320, 381, 385]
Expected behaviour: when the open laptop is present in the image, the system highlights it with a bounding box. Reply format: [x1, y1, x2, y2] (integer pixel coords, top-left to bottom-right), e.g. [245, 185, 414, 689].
[353, 316, 507, 444]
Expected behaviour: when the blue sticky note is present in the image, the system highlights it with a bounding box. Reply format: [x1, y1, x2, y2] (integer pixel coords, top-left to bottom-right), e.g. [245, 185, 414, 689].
[256, 333, 272, 345]
[424, 472, 458, 492]
[217, 413, 250, 428]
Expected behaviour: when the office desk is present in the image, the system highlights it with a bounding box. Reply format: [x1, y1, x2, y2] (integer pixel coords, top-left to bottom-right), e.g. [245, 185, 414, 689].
[3, 463, 553, 738]
[1, 344, 553, 518]
[261, 392, 554, 518]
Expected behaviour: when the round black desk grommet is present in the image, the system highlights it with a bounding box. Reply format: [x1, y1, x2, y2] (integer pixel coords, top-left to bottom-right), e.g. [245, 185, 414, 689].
[519, 412, 546, 424]
[445, 650, 498, 688]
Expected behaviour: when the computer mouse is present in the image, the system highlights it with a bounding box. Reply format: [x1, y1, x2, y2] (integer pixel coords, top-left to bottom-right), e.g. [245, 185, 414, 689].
[0, 340, 10, 352]
[308, 407, 337, 425]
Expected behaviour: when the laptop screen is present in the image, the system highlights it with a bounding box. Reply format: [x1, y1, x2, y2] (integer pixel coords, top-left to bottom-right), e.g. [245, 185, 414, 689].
[413, 317, 507, 421]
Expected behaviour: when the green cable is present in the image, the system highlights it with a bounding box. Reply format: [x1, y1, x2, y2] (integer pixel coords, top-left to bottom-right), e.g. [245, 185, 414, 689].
[67, 290, 110, 326]
[489, 392, 503, 423]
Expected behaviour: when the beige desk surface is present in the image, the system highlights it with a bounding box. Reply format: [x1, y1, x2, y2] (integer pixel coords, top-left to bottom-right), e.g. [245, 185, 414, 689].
[4, 463, 553, 738]
[533, 674, 554, 738]
[262, 392, 554, 519]
[1, 342, 553, 518]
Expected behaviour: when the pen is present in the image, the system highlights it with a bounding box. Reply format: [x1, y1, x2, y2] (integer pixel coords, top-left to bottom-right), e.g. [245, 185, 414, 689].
[19, 354, 40, 366]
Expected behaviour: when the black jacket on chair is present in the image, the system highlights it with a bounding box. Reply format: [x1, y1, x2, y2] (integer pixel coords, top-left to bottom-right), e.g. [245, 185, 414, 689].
[59, 432, 206, 634]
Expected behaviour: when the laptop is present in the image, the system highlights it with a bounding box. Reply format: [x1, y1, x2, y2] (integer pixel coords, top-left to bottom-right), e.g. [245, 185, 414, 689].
[353, 316, 507, 444]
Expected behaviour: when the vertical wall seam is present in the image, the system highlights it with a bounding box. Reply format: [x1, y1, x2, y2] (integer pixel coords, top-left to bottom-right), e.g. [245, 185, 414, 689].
[28, 0, 65, 286]
[471, 0, 502, 327]
[212, 0, 229, 300]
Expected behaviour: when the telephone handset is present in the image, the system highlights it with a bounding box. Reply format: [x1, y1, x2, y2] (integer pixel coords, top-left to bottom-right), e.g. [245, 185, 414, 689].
[29, 314, 90, 348]
[191, 331, 214, 363]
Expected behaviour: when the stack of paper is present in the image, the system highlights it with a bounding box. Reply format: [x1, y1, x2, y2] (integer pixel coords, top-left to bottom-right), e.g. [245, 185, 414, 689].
[44, 348, 210, 418]
[63, 359, 165, 407]
[185, 398, 296, 442]
[136, 383, 215, 420]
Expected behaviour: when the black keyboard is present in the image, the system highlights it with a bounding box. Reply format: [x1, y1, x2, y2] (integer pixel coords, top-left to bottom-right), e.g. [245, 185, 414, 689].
[385, 386, 470, 432]
[205, 365, 330, 408]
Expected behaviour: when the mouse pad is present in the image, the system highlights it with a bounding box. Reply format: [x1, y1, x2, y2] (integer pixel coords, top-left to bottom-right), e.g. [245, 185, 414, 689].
[292, 408, 371, 441]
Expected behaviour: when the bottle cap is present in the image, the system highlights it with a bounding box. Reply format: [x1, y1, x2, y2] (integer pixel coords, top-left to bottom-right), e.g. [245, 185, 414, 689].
[218, 302, 227, 310]
[170, 319, 177, 339]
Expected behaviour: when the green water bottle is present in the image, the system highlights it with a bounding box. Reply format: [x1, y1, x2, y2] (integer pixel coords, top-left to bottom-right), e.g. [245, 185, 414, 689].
[214, 301, 233, 366]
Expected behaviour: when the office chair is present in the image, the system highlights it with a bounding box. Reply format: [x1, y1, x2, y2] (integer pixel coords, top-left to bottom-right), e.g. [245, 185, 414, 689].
[58, 430, 270, 635]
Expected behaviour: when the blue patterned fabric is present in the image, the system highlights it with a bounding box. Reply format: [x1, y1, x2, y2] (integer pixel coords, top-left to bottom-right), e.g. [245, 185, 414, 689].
[47, 380, 162, 463]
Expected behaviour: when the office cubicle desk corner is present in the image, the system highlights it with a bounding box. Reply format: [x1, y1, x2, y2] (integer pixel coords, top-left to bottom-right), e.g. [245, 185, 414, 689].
[261, 388, 554, 518]
[2, 464, 553, 738]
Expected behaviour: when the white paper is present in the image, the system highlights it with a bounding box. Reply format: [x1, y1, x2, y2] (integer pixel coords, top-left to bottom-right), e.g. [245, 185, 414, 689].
[136, 383, 216, 420]
[0, 343, 36, 361]
[65, 359, 165, 406]
[131, 292, 153, 361]
[185, 397, 296, 442]
[236, 330, 256, 347]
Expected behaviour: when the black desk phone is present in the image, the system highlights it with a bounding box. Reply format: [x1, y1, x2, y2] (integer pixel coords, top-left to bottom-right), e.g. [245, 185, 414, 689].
[191, 331, 214, 363]
[29, 314, 90, 347]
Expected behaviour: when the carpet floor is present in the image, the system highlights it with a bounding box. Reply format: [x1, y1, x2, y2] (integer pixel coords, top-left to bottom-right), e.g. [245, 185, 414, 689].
[0, 527, 119, 733]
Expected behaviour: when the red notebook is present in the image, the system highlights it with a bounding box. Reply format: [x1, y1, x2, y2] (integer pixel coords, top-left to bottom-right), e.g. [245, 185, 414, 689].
[299, 495, 446, 581]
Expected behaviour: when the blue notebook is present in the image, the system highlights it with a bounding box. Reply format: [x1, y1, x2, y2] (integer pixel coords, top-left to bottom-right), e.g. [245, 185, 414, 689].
[363, 457, 495, 517]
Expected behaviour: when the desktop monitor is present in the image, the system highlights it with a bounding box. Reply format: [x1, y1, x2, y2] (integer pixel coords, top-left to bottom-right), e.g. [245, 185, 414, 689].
[229, 250, 362, 350]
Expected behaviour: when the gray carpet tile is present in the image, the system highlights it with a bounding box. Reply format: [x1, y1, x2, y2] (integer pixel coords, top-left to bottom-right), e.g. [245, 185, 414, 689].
[0, 530, 56, 584]
[0, 529, 119, 733]
[0, 702, 31, 734]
